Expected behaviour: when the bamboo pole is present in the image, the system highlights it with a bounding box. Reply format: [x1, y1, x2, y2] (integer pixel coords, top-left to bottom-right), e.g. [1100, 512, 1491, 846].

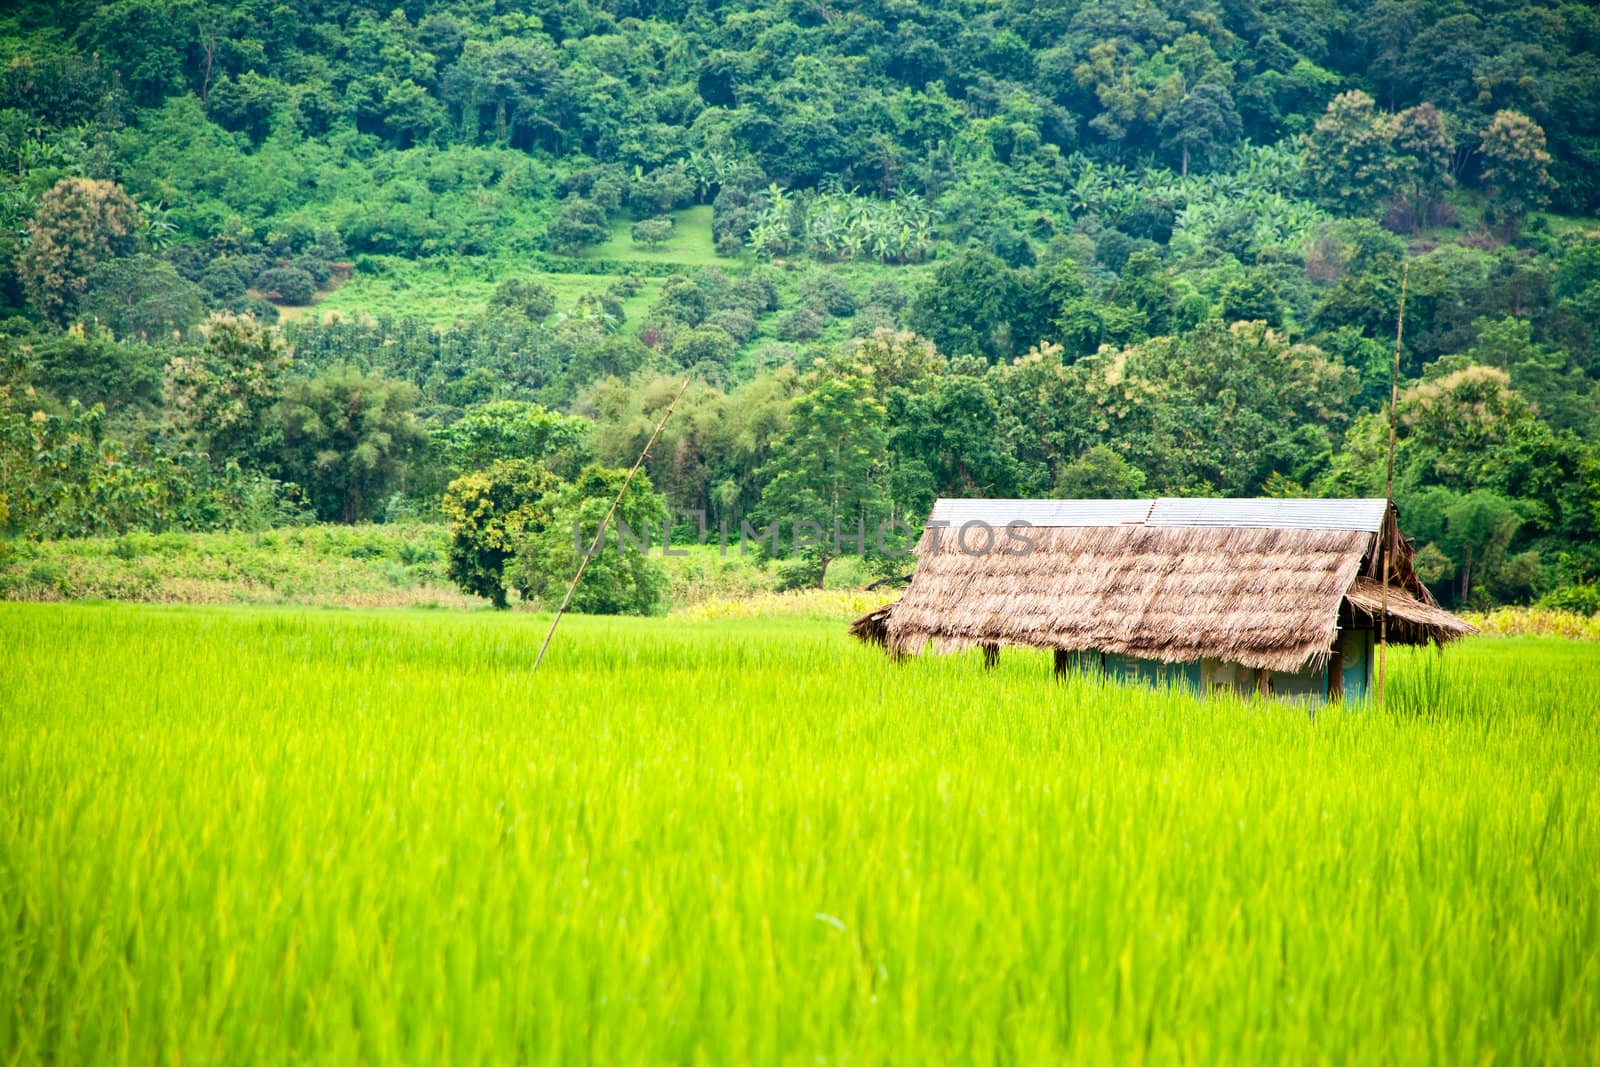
[533, 377, 692, 672]
[1377, 263, 1408, 705]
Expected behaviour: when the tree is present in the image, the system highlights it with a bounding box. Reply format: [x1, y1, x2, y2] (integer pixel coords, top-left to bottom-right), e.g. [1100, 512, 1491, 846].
[833, 330, 946, 398]
[667, 325, 737, 373]
[753, 375, 890, 588]
[509, 465, 669, 615]
[1159, 85, 1241, 176]
[630, 217, 674, 249]
[274, 368, 426, 523]
[893, 374, 1020, 498]
[443, 459, 561, 609]
[79, 255, 205, 341]
[164, 313, 293, 467]
[488, 277, 556, 321]
[1052, 445, 1148, 498]
[1402, 487, 1523, 606]
[18, 178, 142, 326]
[1480, 110, 1555, 219]
[906, 249, 1033, 362]
[31, 327, 166, 411]
[1069, 321, 1355, 494]
[254, 266, 317, 306]
[1304, 91, 1401, 215]
[1390, 103, 1454, 231]
[548, 197, 609, 254]
[436, 400, 592, 479]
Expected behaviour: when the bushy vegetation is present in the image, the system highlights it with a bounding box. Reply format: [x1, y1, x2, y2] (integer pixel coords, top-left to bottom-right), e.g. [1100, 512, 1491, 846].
[0, 524, 465, 606]
[3, 604, 1597, 1061]
[2, 0, 1600, 612]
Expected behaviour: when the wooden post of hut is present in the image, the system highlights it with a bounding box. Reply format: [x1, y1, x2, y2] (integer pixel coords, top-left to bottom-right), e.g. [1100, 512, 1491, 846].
[983, 643, 1000, 669]
[1053, 649, 1069, 680]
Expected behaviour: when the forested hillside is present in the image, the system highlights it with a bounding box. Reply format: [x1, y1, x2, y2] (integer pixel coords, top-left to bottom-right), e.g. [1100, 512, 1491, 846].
[2, 0, 1599, 610]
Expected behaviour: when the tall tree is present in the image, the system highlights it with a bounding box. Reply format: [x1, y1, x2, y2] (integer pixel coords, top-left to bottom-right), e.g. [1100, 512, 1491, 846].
[18, 178, 142, 326]
[1480, 110, 1556, 220]
[1390, 103, 1454, 231]
[753, 375, 890, 588]
[164, 313, 292, 468]
[906, 249, 1033, 362]
[274, 368, 426, 523]
[1159, 84, 1242, 176]
[443, 459, 561, 609]
[1304, 91, 1401, 215]
[510, 466, 669, 615]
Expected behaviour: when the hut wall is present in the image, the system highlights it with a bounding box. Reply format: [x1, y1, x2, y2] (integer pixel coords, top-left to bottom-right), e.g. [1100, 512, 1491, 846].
[1336, 627, 1373, 702]
[1269, 661, 1328, 702]
[1105, 654, 1202, 691]
[1062, 632, 1375, 704]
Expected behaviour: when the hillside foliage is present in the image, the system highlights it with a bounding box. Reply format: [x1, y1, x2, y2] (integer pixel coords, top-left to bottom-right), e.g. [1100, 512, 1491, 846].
[2, 0, 1599, 610]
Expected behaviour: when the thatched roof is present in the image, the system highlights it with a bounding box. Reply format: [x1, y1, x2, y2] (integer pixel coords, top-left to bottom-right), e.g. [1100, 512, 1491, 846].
[872, 497, 1474, 672]
[848, 602, 895, 647]
[1343, 577, 1476, 645]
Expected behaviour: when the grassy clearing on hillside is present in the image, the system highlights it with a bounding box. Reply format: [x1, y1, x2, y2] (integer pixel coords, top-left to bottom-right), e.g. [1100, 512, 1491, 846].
[2, 603, 1597, 1063]
[287, 257, 666, 328]
[287, 207, 725, 327]
[582, 205, 727, 267]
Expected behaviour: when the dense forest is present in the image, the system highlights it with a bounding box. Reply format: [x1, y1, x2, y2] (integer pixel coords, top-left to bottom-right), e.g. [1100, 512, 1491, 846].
[1, 0, 1598, 610]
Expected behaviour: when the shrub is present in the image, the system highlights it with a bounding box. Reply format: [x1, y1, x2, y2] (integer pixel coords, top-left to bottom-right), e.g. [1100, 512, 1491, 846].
[801, 272, 856, 316]
[488, 277, 557, 321]
[630, 217, 674, 250]
[442, 459, 562, 609]
[776, 304, 825, 341]
[254, 266, 317, 305]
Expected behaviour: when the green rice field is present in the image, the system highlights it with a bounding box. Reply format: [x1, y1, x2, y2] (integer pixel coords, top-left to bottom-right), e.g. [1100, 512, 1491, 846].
[2, 603, 1597, 1063]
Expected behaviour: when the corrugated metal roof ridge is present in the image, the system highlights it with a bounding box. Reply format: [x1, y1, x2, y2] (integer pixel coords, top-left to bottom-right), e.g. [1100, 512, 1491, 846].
[928, 498, 1156, 527]
[927, 497, 1391, 531]
[1147, 497, 1389, 532]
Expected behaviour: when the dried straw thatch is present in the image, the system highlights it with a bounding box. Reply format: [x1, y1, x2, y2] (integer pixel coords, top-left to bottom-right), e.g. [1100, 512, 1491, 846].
[875, 502, 1475, 673]
[1343, 577, 1476, 646]
[848, 602, 895, 647]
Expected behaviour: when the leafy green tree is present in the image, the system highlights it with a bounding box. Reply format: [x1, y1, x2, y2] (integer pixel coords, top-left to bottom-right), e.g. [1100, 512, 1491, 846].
[436, 400, 592, 479]
[442, 459, 561, 609]
[753, 375, 890, 588]
[630, 217, 674, 249]
[1390, 103, 1454, 230]
[1051, 445, 1148, 498]
[31, 326, 166, 410]
[254, 266, 316, 306]
[1480, 110, 1556, 219]
[487, 277, 557, 321]
[1402, 487, 1523, 606]
[1069, 321, 1355, 494]
[79, 255, 205, 341]
[18, 178, 142, 326]
[667, 325, 737, 373]
[833, 330, 945, 398]
[1304, 91, 1401, 215]
[509, 465, 668, 615]
[274, 368, 426, 523]
[443, 37, 572, 149]
[1159, 84, 1241, 176]
[906, 249, 1033, 362]
[893, 374, 1020, 498]
[164, 313, 292, 467]
[548, 197, 609, 254]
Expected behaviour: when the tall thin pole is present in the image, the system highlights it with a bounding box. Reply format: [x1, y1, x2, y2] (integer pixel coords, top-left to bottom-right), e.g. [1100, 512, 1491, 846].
[1377, 263, 1408, 705]
[532, 377, 692, 671]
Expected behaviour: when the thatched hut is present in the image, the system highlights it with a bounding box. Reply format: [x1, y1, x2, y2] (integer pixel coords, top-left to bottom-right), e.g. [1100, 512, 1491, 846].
[853, 497, 1475, 701]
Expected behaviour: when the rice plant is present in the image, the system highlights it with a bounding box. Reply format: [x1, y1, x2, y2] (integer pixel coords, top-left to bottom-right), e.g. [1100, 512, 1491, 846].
[2, 603, 1596, 1064]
